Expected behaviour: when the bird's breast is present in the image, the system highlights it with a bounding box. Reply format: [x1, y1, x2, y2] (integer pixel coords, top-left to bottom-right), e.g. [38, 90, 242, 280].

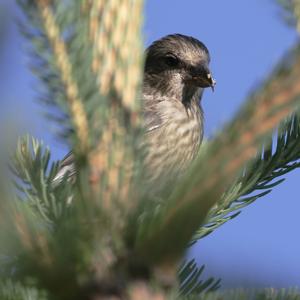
[143, 100, 203, 184]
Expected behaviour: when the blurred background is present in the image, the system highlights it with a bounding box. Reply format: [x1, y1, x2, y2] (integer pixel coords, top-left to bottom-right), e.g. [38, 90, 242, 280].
[0, 0, 299, 289]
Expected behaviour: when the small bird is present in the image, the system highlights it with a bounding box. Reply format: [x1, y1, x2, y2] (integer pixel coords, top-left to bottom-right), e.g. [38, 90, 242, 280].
[54, 34, 215, 189]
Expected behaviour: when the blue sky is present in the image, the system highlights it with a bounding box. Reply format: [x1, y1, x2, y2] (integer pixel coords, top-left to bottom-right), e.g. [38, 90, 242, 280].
[1, 0, 300, 289]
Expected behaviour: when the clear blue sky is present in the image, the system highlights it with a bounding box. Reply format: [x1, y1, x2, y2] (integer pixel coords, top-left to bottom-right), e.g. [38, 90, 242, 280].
[1, 0, 300, 289]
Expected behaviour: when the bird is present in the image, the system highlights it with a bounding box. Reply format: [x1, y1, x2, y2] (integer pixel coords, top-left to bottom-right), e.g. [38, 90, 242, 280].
[53, 34, 215, 191]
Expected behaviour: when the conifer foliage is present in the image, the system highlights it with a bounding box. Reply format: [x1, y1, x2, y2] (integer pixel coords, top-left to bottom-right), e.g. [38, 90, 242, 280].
[1, 0, 300, 299]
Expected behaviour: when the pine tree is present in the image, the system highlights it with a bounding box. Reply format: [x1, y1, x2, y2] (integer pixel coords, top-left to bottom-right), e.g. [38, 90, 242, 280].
[1, 0, 300, 299]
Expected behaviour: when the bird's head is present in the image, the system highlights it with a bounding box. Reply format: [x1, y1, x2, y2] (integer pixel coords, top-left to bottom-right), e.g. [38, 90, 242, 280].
[144, 34, 215, 101]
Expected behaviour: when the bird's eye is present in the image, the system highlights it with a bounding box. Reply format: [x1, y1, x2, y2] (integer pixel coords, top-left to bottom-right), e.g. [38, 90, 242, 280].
[164, 54, 179, 67]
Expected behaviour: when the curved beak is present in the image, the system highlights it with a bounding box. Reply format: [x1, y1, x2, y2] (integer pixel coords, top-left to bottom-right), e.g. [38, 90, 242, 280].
[189, 65, 216, 92]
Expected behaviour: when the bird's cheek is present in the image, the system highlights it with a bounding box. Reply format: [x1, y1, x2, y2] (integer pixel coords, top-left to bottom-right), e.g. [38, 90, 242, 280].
[183, 74, 195, 85]
[183, 75, 203, 87]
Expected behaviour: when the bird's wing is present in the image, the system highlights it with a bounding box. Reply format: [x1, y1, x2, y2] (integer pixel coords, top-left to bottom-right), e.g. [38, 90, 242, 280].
[143, 95, 168, 134]
[144, 104, 164, 133]
[52, 151, 76, 186]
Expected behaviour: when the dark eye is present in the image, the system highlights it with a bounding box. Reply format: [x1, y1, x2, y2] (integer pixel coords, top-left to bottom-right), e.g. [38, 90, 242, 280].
[164, 54, 179, 67]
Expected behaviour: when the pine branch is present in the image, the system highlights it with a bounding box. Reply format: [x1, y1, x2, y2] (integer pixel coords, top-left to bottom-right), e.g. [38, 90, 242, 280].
[193, 111, 300, 241]
[17, 1, 83, 143]
[80, 0, 144, 216]
[178, 260, 221, 296]
[37, 0, 89, 152]
[14, 2, 145, 297]
[18, 0, 145, 218]
[8, 138, 104, 299]
[89, 0, 143, 112]
[0, 279, 48, 300]
[10, 136, 71, 225]
[187, 288, 300, 300]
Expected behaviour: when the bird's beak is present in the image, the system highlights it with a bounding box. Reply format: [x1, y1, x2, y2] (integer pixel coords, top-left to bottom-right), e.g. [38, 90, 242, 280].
[206, 73, 216, 92]
[189, 66, 216, 92]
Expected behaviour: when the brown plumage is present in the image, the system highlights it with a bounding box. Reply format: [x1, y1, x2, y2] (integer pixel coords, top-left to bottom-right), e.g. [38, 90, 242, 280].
[141, 34, 215, 185]
[54, 34, 215, 189]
